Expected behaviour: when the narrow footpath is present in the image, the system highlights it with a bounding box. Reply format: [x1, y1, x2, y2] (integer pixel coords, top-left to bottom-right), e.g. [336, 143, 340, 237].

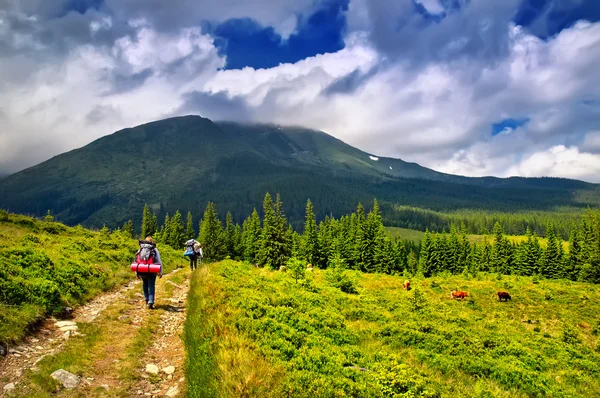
[1, 268, 190, 398]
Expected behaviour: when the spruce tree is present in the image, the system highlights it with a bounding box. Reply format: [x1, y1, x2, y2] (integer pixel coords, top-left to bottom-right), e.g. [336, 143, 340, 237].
[242, 208, 261, 263]
[302, 199, 321, 266]
[224, 212, 236, 258]
[258, 193, 284, 269]
[199, 202, 225, 261]
[233, 224, 244, 260]
[567, 227, 582, 281]
[542, 223, 561, 279]
[419, 230, 435, 276]
[122, 219, 134, 238]
[158, 213, 170, 244]
[185, 211, 195, 241]
[149, 214, 158, 237]
[141, 204, 151, 239]
[169, 211, 185, 249]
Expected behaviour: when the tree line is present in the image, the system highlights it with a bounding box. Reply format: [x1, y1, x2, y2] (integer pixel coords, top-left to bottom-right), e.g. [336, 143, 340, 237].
[127, 194, 600, 284]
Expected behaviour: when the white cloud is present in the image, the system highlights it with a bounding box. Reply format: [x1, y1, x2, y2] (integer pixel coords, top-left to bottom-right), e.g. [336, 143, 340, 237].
[415, 0, 445, 15]
[508, 145, 600, 182]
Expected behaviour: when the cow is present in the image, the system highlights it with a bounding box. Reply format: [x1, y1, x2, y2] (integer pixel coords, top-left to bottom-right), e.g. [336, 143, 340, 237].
[497, 291, 511, 302]
[403, 280, 411, 291]
[450, 290, 469, 299]
[306, 264, 313, 272]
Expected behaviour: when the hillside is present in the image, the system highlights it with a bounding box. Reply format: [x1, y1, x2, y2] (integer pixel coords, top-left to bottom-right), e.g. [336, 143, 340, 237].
[0, 115, 598, 229]
[185, 260, 600, 397]
[0, 211, 185, 345]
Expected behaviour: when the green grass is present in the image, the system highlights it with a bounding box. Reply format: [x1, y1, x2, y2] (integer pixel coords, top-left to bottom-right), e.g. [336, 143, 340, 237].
[0, 211, 184, 346]
[185, 260, 600, 397]
[385, 227, 425, 242]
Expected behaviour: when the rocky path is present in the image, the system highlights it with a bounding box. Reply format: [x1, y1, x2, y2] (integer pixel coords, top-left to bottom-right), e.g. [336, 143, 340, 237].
[0, 268, 190, 397]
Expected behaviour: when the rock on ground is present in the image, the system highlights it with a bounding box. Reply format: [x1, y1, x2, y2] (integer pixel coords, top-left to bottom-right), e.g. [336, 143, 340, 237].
[145, 364, 159, 375]
[166, 385, 180, 397]
[3, 383, 15, 392]
[162, 366, 175, 375]
[50, 369, 80, 389]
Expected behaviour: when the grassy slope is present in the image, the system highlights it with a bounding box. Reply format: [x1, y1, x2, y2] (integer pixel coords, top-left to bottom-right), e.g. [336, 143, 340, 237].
[0, 211, 184, 344]
[185, 260, 600, 397]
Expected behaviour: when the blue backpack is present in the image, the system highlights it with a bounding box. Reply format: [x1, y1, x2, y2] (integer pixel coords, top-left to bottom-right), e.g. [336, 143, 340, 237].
[184, 239, 196, 257]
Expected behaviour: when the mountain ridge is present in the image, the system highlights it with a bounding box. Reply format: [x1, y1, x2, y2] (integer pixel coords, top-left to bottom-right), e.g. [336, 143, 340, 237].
[0, 115, 597, 228]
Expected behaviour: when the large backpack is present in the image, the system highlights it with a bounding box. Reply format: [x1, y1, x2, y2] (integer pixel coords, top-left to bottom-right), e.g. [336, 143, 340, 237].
[136, 241, 156, 264]
[184, 239, 196, 257]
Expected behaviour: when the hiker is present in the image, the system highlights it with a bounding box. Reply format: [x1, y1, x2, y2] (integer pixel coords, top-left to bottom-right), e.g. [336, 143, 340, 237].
[184, 239, 203, 270]
[135, 236, 162, 309]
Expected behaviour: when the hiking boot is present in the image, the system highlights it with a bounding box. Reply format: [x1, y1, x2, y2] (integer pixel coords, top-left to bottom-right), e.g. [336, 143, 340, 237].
[147, 303, 154, 310]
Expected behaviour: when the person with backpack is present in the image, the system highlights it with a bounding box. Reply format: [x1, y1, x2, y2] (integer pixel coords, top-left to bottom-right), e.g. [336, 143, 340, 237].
[184, 239, 202, 271]
[135, 236, 162, 309]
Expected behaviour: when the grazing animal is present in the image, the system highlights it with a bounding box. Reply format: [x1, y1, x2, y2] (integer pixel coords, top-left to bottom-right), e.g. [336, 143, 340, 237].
[403, 280, 411, 291]
[306, 264, 313, 271]
[279, 266, 287, 272]
[497, 291, 511, 301]
[450, 290, 469, 299]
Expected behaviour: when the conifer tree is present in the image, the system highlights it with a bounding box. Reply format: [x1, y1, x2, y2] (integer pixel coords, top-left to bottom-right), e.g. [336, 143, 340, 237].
[168, 211, 185, 249]
[567, 227, 583, 280]
[157, 213, 170, 244]
[199, 202, 225, 261]
[122, 219, 134, 238]
[481, 237, 492, 272]
[233, 224, 244, 260]
[185, 211, 195, 241]
[448, 225, 461, 273]
[517, 228, 542, 276]
[541, 223, 562, 279]
[258, 193, 288, 269]
[149, 214, 158, 237]
[302, 199, 321, 266]
[419, 230, 435, 276]
[242, 208, 261, 263]
[224, 212, 236, 257]
[141, 204, 151, 239]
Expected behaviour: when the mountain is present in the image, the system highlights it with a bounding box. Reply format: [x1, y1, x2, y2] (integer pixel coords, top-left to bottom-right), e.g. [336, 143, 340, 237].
[0, 115, 598, 228]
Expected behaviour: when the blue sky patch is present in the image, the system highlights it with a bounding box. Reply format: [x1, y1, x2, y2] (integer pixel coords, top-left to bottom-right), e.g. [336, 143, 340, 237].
[210, 0, 348, 70]
[64, 0, 104, 15]
[514, 0, 600, 38]
[492, 118, 530, 136]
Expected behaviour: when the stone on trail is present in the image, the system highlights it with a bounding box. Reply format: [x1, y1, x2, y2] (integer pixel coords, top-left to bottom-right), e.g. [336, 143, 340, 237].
[162, 366, 175, 375]
[3, 383, 15, 392]
[145, 364, 159, 375]
[166, 385, 180, 397]
[50, 369, 81, 389]
[55, 321, 77, 328]
[59, 325, 79, 332]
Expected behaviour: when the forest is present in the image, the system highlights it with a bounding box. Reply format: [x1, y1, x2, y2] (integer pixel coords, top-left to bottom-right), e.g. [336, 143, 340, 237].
[135, 193, 600, 284]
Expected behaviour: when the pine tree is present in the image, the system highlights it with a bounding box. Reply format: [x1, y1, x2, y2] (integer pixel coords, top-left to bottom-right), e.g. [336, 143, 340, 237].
[224, 212, 236, 258]
[302, 199, 321, 266]
[242, 208, 261, 263]
[419, 230, 435, 276]
[199, 202, 225, 261]
[149, 214, 158, 237]
[168, 211, 185, 249]
[141, 204, 151, 239]
[158, 213, 170, 244]
[481, 237, 492, 272]
[185, 211, 195, 241]
[122, 219, 134, 238]
[516, 228, 542, 276]
[258, 193, 287, 269]
[567, 226, 583, 281]
[233, 224, 244, 260]
[541, 223, 562, 279]
[448, 225, 461, 274]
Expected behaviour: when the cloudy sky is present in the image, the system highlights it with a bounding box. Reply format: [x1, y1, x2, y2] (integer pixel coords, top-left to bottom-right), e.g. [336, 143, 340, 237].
[1, 0, 600, 181]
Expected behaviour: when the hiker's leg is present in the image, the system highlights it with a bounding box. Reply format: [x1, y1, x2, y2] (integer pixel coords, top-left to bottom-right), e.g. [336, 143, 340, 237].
[189, 257, 194, 270]
[193, 256, 197, 270]
[141, 275, 149, 302]
[147, 274, 157, 304]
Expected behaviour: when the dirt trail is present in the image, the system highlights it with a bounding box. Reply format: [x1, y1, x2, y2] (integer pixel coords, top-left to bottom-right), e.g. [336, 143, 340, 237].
[0, 268, 190, 397]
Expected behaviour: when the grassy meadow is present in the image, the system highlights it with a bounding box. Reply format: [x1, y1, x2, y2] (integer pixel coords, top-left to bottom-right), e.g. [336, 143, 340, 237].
[385, 226, 569, 250]
[184, 260, 600, 397]
[0, 210, 184, 345]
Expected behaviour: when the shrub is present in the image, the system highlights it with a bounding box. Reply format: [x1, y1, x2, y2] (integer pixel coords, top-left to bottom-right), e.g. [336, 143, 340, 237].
[286, 258, 306, 283]
[561, 325, 580, 344]
[409, 288, 428, 313]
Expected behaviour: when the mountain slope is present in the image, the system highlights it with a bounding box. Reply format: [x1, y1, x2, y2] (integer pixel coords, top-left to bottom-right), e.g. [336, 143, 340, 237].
[0, 115, 598, 228]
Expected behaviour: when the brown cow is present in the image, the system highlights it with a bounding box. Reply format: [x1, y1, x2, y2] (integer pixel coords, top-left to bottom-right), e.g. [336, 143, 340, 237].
[450, 290, 469, 299]
[403, 280, 411, 291]
[497, 291, 511, 301]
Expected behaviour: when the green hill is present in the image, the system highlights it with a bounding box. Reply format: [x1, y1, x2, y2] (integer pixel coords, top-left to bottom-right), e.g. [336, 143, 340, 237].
[0, 115, 598, 229]
[185, 260, 600, 397]
[0, 210, 185, 344]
